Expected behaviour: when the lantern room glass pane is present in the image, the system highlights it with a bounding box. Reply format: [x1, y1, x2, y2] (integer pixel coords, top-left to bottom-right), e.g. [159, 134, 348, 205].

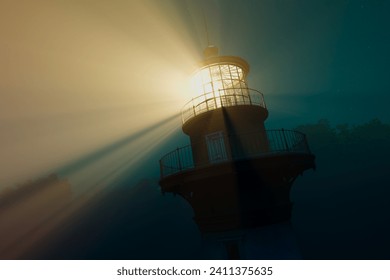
[201, 68, 211, 83]
[210, 65, 222, 80]
[204, 83, 212, 94]
[191, 63, 247, 99]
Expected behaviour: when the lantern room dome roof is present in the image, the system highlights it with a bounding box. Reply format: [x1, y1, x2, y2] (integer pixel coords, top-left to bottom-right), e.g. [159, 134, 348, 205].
[200, 47, 250, 74]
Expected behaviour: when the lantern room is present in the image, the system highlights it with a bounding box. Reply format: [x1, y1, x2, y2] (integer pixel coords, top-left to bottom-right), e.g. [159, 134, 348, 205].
[183, 46, 264, 125]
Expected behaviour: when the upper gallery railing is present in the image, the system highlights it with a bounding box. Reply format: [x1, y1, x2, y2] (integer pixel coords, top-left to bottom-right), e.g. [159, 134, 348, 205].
[181, 88, 266, 124]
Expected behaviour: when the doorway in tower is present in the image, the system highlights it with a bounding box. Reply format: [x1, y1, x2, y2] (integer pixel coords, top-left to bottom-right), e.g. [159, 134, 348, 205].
[205, 131, 228, 163]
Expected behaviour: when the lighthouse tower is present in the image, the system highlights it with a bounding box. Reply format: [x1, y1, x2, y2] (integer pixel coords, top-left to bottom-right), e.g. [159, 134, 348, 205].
[159, 46, 315, 259]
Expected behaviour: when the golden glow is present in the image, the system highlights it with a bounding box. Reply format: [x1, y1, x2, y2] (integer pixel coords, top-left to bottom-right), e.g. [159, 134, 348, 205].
[190, 64, 247, 99]
[0, 0, 217, 258]
[0, 0, 200, 190]
[182, 62, 253, 123]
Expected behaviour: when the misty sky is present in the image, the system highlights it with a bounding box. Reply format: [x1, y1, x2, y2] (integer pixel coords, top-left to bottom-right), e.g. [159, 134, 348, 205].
[1, 0, 389, 189]
[197, 0, 390, 127]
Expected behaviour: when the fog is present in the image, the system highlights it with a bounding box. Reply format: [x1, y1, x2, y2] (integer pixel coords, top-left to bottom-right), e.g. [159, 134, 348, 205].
[0, 0, 203, 190]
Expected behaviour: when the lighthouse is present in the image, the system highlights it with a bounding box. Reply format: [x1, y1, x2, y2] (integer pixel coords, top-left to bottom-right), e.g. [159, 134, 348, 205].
[159, 46, 315, 259]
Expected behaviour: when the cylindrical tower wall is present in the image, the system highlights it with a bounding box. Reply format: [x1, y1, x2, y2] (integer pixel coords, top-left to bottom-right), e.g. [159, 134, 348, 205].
[184, 106, 268, 168]
[183, 55, 269, 168]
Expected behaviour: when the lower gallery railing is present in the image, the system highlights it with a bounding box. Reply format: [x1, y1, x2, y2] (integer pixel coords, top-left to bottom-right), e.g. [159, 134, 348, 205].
[160, 129, 311, 178]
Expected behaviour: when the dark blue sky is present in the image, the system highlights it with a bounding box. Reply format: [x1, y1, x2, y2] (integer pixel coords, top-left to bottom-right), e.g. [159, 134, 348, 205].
[174, 0, 390, 128]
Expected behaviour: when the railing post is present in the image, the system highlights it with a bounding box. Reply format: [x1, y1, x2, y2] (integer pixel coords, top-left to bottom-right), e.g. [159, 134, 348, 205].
[218, 89, 223, 108]
[192, 104, 195, 119]
[247, 88, 252, 105]
[282, 129, 290, 151]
